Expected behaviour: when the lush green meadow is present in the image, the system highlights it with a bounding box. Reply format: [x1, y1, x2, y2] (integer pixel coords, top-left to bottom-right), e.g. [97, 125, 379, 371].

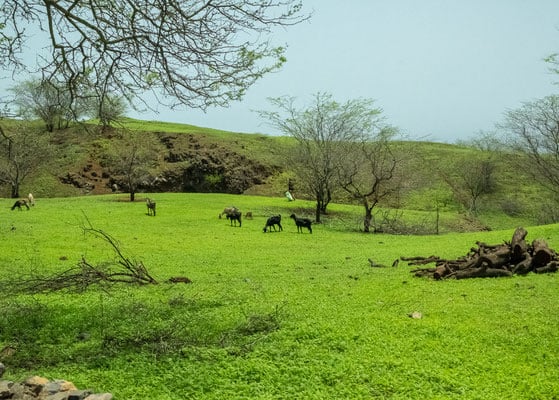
[0, 193, 558, 399]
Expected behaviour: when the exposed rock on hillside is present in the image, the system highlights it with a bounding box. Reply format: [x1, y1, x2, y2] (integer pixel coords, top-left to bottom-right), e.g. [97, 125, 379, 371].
[153, 133, 273, 194]
[58, 131, 276, 195]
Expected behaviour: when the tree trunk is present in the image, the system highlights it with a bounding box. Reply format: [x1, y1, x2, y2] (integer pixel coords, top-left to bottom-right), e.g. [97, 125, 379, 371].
[362, 197, 372, 233]
[130, 191, 135, 202]
[315, 189, 324, 223]
[315, 200, 321, 223]
[319, 188, 332, 214]
[11, 183, 19, 199]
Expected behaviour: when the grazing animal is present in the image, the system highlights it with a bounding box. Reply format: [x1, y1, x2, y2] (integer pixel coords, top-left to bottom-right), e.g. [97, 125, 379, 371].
[263, 214, 282, 233]
[11, 199, 30, 211]
[290, 213, 312, 234]
[245, 211, 253, 220]
[146, 198, 156, 216]
[219, 206, 238, 219]
[28, 193, 35, 206]
[226, 210, 242, 227]
[220, 206, 242, 227]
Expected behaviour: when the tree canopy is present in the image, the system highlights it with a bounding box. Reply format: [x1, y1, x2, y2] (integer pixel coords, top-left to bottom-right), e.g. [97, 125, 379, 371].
[0, 0, 308, 115]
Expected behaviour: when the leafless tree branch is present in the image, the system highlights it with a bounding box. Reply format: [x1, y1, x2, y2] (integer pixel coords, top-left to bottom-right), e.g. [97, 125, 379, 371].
[0, 0, 309, 114]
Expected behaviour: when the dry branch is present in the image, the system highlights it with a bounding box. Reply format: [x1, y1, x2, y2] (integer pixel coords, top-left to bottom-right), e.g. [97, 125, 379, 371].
[0, 223, 158, 294]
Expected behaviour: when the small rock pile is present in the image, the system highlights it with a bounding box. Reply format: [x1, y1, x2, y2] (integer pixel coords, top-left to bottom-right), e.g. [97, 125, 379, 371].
[0, 375, 112, 400]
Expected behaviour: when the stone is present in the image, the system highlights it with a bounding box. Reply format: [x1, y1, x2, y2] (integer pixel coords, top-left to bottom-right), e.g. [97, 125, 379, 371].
[85, 394, 113, 400]
[0, 380, 14, 399]
[0, 378, 110, 400]
[67, 389, 93, 400]
[24, 376, 49, 396]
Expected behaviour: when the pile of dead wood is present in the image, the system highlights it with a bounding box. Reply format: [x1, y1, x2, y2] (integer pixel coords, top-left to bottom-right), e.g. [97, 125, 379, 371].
[403, 227, 559, 280]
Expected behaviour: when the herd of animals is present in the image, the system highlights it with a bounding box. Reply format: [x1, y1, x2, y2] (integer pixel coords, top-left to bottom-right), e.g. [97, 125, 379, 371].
[218, 206, 312, 233]
[10, 194, 313, 234]
[145, 200, 313, 233]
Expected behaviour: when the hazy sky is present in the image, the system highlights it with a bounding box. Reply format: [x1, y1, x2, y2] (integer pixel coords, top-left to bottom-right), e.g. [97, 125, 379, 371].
[3, 2, 558, 143]
[129, 0, 559, 143]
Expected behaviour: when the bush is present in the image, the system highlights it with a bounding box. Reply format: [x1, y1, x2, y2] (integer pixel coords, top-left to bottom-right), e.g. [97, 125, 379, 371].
[500, 198, 525, 217]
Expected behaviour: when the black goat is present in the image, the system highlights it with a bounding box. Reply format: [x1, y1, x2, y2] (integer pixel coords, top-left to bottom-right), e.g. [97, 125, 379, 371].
[146, 198, 156, 216]
[11, 199, 30, 211]
[226, 210, 242, 227]
[290, 213, 312, 234]
[220, 206, 242, 227]
[263, 214, 282, 233]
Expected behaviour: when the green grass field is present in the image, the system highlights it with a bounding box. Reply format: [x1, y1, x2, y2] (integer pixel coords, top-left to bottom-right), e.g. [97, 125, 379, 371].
[1, 193, 558, 399]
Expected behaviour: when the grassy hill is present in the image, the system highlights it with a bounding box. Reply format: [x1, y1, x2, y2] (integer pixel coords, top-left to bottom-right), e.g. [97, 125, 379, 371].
[1, 117, 553, 231]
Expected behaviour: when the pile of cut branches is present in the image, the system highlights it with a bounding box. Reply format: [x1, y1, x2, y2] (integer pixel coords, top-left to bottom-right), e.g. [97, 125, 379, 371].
[1, 224, 158, 294]
[403, 227, 558, 280]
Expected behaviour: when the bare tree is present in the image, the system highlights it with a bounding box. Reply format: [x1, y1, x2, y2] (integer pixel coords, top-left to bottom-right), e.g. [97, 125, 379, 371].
[0, 1, 308, 115]
[499, 95, 559, 196]
[337, 129, 401, 233]
[0, 122, 53, 198]
[259, 93, 383, 222]
[439, 157, 497, 213]
[100, 130, 164, 202]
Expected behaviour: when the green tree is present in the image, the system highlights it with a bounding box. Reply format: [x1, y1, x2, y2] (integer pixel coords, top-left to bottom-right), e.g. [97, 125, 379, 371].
[0, 1, 308, 115]
[259, 93, 381, 223]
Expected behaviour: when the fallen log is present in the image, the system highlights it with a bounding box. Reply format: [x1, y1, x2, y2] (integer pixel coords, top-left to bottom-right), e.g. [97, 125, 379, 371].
[476, 241, 506, 251]
[512, 255, 532, 275]
[405, 227, 558, 280]
[511, 227, 528, 263]
[433, 263, 451, 280]
[453, 267, 513, 279]
[400, 255, 441, 265]
[471, 250, 511, 270]
[535, 261, 559, 274]
[531, 239, 553, 268]
[413, 268, 438, 278]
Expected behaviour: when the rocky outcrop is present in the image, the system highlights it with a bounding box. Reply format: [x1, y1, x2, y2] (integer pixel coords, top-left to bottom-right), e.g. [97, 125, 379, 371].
[58, 132, 277, 196]
[0, 375, 111, 400]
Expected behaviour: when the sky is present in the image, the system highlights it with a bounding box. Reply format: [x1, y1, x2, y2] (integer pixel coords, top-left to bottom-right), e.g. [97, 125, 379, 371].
[2, 1, 558, 143]
[127, 0, 559, 143]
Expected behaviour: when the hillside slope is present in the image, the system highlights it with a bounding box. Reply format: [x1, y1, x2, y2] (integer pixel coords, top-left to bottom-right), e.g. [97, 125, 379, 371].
[2, 118, 552, 230]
